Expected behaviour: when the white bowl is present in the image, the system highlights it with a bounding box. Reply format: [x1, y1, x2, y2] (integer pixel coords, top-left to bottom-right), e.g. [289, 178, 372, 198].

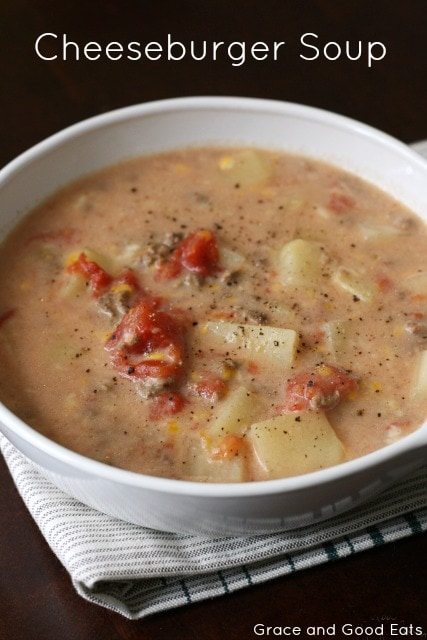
[1, 97, 426, 535]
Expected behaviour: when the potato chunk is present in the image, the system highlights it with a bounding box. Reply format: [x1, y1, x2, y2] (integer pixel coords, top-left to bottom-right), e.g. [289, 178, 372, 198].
[332, 266, 374, 302]
[283, 198, 305, 216]
[359, 223, 401, 242]
[210, 386, 259, 439]
[218, 149, 271, 187]
[219, 246, 245, 272]
[248, 411, 345, 478]
[323, 320, 348, 361]
[278, 239, 325, 290]
[60, 272, 86, 298]
[181, 386, 258, 481]
[202, 321, 298, 368]
[182, 438, 245, 482]
[404, 272, 427, 296]
[412, 350, 427, 399]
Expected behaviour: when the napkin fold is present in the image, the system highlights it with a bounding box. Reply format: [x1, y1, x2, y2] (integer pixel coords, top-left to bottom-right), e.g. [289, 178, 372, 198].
[1, 435, 426, 620]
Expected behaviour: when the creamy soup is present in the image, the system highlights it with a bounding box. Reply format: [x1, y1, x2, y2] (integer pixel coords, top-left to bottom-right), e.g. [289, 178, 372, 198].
[0, 148, 427, 481]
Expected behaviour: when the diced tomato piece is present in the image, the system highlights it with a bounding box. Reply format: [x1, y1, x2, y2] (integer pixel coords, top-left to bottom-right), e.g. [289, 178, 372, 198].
[157, 229, 220, 280]
[376, 274, 394, 293]
[157, 258, 182, 280]
[68, 253, 142, 301]
[310, 329, 326, 345]
[212, 434, 245, 460]
[283, 364, 358, 412]
[180, 229, 220, 277]
[26, 228, 78, 245]
[208, 310, 237, 320]
[105, 297, 185, 382]
[247, 361, 260, 375]
[68, 252, 113, 297]
[328, 192, 355, 214]
[0, 308, 16, 328]
[388, 419, 410, 429]
[149, 391, 186, 420]
[192, 374, 226, 401]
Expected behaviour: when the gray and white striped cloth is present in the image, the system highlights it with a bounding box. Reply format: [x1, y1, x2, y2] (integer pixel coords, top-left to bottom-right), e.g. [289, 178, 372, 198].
[1, 435, 426, 620]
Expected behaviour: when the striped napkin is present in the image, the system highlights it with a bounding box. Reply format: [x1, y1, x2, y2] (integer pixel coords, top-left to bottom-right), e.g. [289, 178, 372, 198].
[1, 435, 426, 620]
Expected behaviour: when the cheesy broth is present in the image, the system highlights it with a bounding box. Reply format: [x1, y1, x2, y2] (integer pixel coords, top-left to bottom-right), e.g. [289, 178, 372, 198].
[0, 147, 426, 481]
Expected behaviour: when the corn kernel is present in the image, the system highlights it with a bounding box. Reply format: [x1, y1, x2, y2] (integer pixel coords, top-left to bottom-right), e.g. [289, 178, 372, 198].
[222, 366, 235, 381]
[110, 282, 133, 294]
[270, 282, 283, 294]
[218, 156, 235, 171]
[64, 393, 77, 409]
[200, 432, 213, 449]
[19, 281, 31, 291]
[317, 364, 333, 377]
[145, 351, 165, 361]
[97, 330, 113, 342]
[64, 251, 81, 267]
[173, 163, 190, 175]
[167, 420, 179, 434]
[260, 186, 277, 199]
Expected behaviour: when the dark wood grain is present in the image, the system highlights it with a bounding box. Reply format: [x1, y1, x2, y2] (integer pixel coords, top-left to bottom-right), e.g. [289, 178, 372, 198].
[0, 1, 426, 638]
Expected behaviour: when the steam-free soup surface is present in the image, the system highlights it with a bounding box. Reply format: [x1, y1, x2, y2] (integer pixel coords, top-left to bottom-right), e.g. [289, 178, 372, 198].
[0, 148, 426, 481]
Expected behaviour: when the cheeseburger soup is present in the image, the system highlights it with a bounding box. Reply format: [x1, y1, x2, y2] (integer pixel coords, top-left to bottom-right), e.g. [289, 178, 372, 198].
[0, 147, 426, 481]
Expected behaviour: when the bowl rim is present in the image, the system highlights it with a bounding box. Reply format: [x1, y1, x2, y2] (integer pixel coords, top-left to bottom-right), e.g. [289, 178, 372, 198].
[1, 95, 427, 498]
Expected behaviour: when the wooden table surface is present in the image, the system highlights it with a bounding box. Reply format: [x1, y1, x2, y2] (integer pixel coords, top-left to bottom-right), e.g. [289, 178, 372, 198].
[0, 1, 426, 638]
